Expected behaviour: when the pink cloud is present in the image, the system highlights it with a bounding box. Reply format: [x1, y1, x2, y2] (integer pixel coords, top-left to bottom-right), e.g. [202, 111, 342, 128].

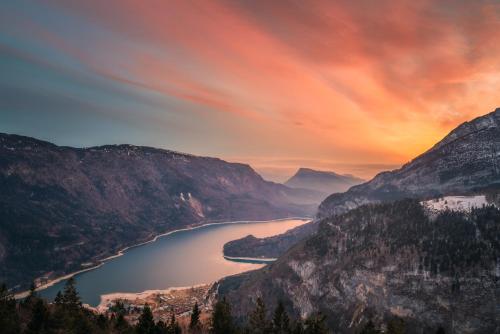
[39, 0, 500, 173]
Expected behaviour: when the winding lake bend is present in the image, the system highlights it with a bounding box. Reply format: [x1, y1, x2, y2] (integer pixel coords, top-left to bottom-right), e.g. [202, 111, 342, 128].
[40, 218, 309, 306]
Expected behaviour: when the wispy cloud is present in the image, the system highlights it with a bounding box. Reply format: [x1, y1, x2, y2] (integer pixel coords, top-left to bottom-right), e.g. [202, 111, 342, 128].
[1, 0, 499, 179]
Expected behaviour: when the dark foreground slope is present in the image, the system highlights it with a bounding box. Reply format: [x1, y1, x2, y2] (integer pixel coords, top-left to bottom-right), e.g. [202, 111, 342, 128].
[0, 133, 316, 290]
[318, 108, 500, 218]
[218, 200, 500, 333]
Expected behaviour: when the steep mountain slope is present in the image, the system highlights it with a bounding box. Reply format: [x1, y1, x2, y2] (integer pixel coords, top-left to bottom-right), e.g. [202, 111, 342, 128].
[218, 199, 500, 333]
[319, 108, 500, 218]
[0, 133, 316, 290]
[222, 108, 500, 261]
[285, 168, 364, 195]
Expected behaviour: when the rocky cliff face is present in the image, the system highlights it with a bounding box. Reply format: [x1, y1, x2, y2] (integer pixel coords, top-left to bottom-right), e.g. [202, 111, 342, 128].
[285, 168, 364, 195]
[218, 199, 500, 333]
[0, 133, 316, 290]
[318, 108, 500, 218]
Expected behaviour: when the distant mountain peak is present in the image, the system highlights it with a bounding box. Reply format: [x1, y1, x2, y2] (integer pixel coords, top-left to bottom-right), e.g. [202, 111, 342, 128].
[285, 167, 364, 195]
[295, 167, 339, 176]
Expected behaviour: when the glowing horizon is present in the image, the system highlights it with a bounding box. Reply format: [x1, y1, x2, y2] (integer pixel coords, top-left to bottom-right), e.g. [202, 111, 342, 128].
[1, 0, 499, 181]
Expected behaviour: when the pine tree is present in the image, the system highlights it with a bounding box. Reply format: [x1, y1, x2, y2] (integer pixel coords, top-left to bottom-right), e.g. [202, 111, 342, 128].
[168, 312, 181, 334]
[304, 313, 328, 334]
[189, 302, 201, 332]
[248, 297, 270, 334]
[156, 320, 168, 334]
[114, 312, 131, 333]
[24, 281, 38, 305]
[136, 304, 155, 334]
[71, 311, 92, 334]
[54, 291, 63, 305]
[96, 313, 108, 330]
[272, 301, 290, 334]
[26, 298, 50, 334]
[52, 290, 66, 330]
[62, 277, 81, 309]
[210, 297, 236, 334]
[0, 283, 20, 334]
[292, 320, 305, 334]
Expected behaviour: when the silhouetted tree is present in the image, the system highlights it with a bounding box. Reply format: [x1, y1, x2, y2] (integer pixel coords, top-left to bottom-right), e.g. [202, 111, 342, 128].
[136, 305, 155, 334]
[0, 283, 20, 334]
[62, 277, 81, 309]
[272, 301, 290, 334]
[54, 291, 63, 305]
[26, 298, 50, 334]
[292, 320, 305, 334]
[190, 302, 201, 332]
[156, 320, 169, 334]
[96, 313, 108, 330]
[168, 311, 181, 334]
[23, 281, 38, 306]
[211, 297, 236, 334]
[114, 312, 132, 333]
[247, 297, 270, 334]
[304, 313, 328, 334]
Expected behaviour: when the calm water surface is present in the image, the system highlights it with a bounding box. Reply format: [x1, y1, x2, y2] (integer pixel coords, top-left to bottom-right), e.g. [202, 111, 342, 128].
[40, 219, 308, 306]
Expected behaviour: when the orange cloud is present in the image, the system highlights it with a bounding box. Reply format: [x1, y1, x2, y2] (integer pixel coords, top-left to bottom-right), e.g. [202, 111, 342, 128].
[22, 0, 500, 180]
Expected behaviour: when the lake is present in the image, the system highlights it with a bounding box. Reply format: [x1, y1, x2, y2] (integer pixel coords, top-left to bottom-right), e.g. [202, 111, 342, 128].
[40, 218, 309, 306]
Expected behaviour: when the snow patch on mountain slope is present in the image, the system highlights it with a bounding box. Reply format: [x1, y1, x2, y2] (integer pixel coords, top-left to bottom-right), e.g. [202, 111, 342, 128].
[422, 195, 489, 212]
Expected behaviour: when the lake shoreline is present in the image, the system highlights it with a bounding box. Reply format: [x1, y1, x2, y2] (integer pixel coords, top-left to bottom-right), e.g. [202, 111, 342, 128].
[223, 255, 277, 263]
[93, 283, 212, 313]
[15, 216, 311, 300]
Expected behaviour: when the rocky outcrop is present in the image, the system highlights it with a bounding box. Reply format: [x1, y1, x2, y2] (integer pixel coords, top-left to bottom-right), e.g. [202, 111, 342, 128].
[218, 199, 500, 333]
[0, 133, 317, 290]
[318, 108, 500, 218]
[285, 168, 364, 195]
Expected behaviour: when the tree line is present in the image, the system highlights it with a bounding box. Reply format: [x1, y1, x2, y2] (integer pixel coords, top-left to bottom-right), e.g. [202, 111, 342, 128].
[0, 277, 329, 334]
[0, 278, 447, 333]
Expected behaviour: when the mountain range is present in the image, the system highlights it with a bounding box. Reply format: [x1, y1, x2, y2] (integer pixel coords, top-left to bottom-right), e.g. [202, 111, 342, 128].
[3, 107, 500, 333]
[217, 108, 500, 333]
[225, 108, 500, 260]
[0, 133, 318, 290]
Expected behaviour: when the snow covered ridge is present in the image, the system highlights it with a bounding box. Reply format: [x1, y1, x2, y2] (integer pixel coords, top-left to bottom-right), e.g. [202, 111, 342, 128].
[422, 195, 492, 212]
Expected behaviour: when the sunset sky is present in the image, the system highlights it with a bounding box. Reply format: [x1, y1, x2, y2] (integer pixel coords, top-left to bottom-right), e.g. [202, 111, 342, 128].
[1, 0, 499, 181]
